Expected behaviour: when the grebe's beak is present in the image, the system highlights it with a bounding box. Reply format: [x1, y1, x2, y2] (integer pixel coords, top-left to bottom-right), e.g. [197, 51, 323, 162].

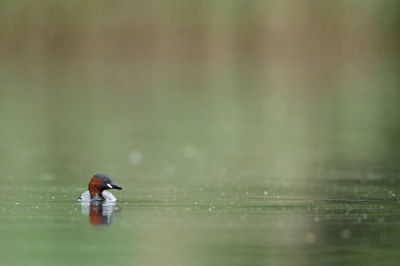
[108, 182, 123, 190]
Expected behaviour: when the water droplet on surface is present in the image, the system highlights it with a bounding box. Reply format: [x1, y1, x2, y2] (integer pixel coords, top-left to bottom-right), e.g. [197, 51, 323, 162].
[129, 151, 142, 165]
[341, 230, 351, 239]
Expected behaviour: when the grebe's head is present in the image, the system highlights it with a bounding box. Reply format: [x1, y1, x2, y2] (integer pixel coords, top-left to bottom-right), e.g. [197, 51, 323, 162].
[88, 174, 123, 197]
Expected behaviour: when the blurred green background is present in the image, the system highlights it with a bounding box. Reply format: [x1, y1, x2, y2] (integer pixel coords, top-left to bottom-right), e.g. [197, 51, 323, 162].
[1, 1, 400, 266]
[2, 0, 400, 183]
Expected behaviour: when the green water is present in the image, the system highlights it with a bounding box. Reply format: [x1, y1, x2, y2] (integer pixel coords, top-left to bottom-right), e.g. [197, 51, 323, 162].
[1, 161, 400, 266]
[2, 1, 400, 265]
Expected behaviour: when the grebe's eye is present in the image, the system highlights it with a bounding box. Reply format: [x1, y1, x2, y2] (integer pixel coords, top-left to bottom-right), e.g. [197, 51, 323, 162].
[104, 180, 108, 183]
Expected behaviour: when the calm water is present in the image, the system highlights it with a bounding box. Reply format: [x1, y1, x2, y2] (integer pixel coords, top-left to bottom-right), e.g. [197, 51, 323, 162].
[2, 1, 400, 265]
[1, 160, 400, 266]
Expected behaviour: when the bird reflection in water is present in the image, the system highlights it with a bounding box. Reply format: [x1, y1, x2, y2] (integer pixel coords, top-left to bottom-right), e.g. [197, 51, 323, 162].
[79, 201, 121, 226]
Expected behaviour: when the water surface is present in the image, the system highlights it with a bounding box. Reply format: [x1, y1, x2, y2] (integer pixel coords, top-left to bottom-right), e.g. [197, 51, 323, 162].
[1, 163, 400, 266]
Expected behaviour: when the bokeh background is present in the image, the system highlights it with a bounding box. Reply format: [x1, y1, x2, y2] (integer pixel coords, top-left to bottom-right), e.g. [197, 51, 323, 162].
[1, 1, 400, 182]
[1, 1, 400, 265]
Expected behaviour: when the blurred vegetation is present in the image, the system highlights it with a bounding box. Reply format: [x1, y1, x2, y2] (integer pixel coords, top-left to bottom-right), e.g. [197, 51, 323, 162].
[0, 1, 400, 182]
